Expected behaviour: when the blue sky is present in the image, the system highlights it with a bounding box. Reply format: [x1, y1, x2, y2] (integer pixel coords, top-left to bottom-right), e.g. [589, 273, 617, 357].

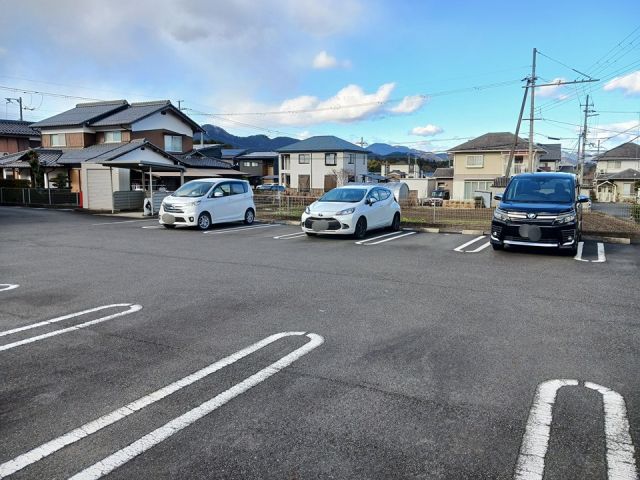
[0, 0, 639, 153]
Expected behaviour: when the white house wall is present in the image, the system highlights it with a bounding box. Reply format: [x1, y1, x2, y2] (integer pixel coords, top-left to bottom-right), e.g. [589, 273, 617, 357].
[111, 147, 176, 167]
[282, 151, 368, 190]
[131, 111, 193, 136]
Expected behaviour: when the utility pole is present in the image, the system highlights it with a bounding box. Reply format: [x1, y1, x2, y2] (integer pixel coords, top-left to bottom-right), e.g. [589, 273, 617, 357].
[528, 48, 537, 172]
[505, 84, 530, 178]
[176, 100, 184, 110]
[5, 97, 23, 121]
[579, 95, 596, 184]
[356, 136, 368, 182]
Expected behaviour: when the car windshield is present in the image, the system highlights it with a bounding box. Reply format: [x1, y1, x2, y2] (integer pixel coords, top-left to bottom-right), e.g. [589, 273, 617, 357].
[503, 177, 574, 203]
[172, 182, 215, 198]
[318, 188, 366, 203]
[432, 191, 445, 198]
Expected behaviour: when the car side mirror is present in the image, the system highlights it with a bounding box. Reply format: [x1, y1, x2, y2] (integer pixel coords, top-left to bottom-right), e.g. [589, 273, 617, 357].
[213, 191, 224, 198]
[577, 194, 589, 203]
[493, 194, 503, 201]
[367, 197, 377, 205]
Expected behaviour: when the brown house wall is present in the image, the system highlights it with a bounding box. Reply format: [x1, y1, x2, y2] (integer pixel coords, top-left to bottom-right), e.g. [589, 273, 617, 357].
[0, 136, 30, 154]
[42, 133, 95, 148]
[131, 129, 192, 153]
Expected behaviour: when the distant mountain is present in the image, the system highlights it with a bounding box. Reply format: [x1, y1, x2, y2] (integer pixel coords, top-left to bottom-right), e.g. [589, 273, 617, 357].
[196, 124, 298, 150]
[367, 143, 445, 162]
[560, 150, 578, 164]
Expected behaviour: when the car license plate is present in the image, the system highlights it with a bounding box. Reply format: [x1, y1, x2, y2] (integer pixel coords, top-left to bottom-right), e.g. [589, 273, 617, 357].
[162, 214, 175, 224]
[312, 220, 329, 232]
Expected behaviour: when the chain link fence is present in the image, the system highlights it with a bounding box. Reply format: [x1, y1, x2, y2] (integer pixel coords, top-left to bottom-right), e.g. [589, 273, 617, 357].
[254, 194, 640, 236]
[0, 188, 80, 207]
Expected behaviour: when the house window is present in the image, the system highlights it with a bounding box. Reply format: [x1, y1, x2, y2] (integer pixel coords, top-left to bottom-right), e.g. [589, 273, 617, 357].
[164, 135, 183, 152]
[612, 160, 622, 169]
[464, 180, 492, 199]
[104, 131, 122, 143]
[282, 154, 291, 170]
[347, 153, 355, 164]
[325, 153, 337, 166]
[51, 134, 66, 147]
[298, 154, 311, 164]
[243, 161, 259, 167]
[466, 155, 484, 168]
[623, 183, 632, 195]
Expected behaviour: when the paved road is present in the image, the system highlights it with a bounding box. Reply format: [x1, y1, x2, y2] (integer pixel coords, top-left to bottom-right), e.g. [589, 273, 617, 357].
[1, 206, 639, 479]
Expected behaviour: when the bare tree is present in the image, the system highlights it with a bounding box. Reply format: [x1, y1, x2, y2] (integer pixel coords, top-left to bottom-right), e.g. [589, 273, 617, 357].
[331, 168, 351, 187]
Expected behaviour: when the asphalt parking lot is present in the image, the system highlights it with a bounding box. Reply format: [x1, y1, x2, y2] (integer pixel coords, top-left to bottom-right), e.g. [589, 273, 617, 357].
[1, 206, 639, 479]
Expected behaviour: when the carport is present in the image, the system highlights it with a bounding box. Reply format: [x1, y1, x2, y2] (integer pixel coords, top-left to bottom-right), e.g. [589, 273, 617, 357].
[98, 158, 186, 214]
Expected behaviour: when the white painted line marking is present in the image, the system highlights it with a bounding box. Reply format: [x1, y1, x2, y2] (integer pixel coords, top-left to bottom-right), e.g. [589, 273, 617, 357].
[0, 304, 142, 352]
[593, 242, 607, 263]
[584, 382, 637, 479]
[514, 379, 638, 480]
[203, 224, 277, 235]
[355, 230, 407, 245]
[360, 231, 417, 245]
[0, 284, 19, 292]
[466, 241, 491, 253]
[273, 231, 306, 239]
[141, 225, 163, 229]
[91, 219, 154, 226]
[574, 241, 588, 262]
[0, 331, 316, 479]
[453, 235, 486, 252]
[67, 333, 324, 480]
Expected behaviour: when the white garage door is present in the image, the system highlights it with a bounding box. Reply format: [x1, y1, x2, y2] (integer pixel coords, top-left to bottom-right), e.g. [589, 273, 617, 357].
[86, 169, 113, 210]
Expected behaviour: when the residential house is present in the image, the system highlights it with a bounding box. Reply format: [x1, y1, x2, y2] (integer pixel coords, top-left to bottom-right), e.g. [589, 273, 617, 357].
[380, 158, 423, 179]
[538, 143, 561, 171]
[0, 100, 246, 210]
[235, 151, 279, 184]
[448, 132, 546, 200]
[277, 136, 368, 194]
[595, 142, 640, 202]
[0, 120, 40, 156]
[431, 167, 454, 194]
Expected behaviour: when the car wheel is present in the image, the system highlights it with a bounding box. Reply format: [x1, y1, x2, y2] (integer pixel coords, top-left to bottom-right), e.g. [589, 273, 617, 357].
[244, 208, 255, 225]
[354, 217, 367, 239]
[163, 224, 176, 229]
[390, 212, 401, 231]
[197, 212, 211, 230]
[492, 243, 503, 251]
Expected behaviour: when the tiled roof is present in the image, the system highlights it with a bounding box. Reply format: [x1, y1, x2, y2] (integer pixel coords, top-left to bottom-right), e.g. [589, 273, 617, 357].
[90, 101, 203, 132]
[173, 152, 232, 168]
[433, 167, 453, 178]
[449, 132, 544, 152]
[276, 136, 368, 153]
[0, 120, 39, 137]
[237, 151, 279, 159]
[597, 142, 640, 160]
[600, 168, 640, 181]
[221, 149, 247, 158]
[30, 100, 128, 128]
[539, 143, 561, 161]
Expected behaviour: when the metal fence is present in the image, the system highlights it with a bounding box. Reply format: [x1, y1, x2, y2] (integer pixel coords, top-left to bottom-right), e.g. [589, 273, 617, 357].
[0, 188, 80, 207]
[254, 194, 640, 235]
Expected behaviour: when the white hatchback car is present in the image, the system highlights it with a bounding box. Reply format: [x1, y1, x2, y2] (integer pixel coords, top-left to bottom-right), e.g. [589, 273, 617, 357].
[301, 185, 401, 238]
[159, 178, 255, 230]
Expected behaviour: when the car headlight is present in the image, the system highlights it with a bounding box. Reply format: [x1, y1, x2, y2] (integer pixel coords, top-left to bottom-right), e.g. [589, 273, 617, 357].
[335, 207, 355, 216]
[493, 208, 509, 221]
[186, 200, 201, 207]
[555, 212, 576, 224]
[304, 206, 311, 214]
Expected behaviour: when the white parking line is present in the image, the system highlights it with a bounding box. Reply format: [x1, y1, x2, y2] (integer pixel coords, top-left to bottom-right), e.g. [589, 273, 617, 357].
[514, 379, 637, 480]
[203, 224, 278, 235]
[466, 241, 491, 253]
[273, 231, 306, 239]
[141, 225, 163, 229]
[358, 231, 417, 246]
[0, 284, 19, 292]
[574, 241, 606, 263]
[0, 331, 320, 479]
[453, 235, 486, 252]
[69, 333, 323, 480]
[0, 304, 142, 352]
[91, 219, 154, 226]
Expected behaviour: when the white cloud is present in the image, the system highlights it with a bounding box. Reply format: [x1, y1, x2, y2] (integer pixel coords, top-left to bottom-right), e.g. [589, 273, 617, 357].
[410, 124, 443, 136]
[390, 95, 426, 114]
[604, 71, 640, 95]
[536, 78, 568, 99]
[312, 51, 351, 69]
[590, 120, 640, 147]
[297, 130, 312, 139]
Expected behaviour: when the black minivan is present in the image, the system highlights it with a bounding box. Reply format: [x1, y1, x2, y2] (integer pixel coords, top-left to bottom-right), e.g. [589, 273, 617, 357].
[490, 172, 590, 254]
